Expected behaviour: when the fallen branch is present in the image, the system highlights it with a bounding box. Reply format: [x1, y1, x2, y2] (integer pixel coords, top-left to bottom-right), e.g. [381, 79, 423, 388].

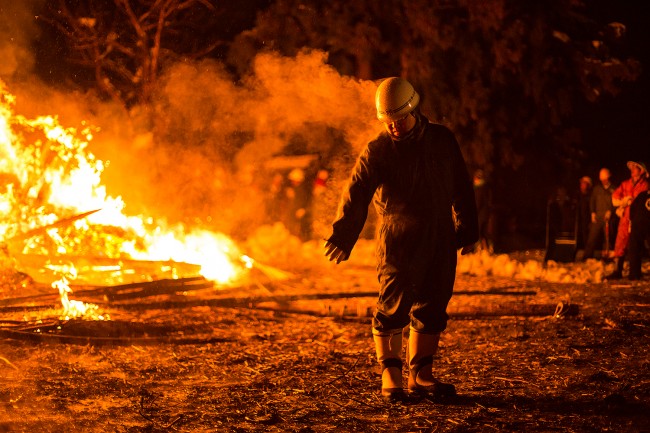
[0, 355, 19, 370]
[0, 327, 231, 346]
[450, 302, 580, 318]
[0, 319, 232, 346]
[12, 253, 203, 286]
[71, 276, 213, 302]
[494, 376, 539, 387]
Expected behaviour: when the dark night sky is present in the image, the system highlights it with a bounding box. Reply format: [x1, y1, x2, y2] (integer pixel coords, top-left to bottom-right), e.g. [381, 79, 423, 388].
[3, 0, 648, 250]
[29, 0, 650, 180]
[22, 2, 650, 194]
[579, 1, 650, 182]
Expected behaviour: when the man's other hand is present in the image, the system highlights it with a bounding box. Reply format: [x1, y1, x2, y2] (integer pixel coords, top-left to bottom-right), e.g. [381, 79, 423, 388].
[324, 241, 349, 264]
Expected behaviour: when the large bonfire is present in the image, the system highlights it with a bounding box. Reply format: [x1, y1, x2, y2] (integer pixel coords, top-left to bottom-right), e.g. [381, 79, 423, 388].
[0, 79, 250, 316]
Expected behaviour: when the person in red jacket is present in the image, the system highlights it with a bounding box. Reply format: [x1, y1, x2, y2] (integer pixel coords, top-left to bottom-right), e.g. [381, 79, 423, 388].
[324, 77, 478, 401]
[606, 160, 649, 279]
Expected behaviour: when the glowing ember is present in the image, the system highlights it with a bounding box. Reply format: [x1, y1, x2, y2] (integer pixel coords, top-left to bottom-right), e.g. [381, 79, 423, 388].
[0, 78, 246, 287]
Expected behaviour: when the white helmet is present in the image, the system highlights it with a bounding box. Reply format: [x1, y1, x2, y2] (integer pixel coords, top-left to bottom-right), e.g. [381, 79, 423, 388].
[375, 77, 420, 123]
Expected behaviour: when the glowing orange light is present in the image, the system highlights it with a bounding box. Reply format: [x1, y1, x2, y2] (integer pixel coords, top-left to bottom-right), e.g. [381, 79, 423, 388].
[0, 79, 246, 290]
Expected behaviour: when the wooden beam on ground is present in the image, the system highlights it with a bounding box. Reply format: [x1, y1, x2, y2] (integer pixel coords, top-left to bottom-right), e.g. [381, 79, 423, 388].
[11, 253, 203, 286]
[0, 276, 212, 308]
[71, 276, 212, 300]
[448, 302, 579, 318]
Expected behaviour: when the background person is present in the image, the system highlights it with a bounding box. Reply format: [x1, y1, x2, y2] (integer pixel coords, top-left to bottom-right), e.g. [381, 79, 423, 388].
[473, 169, 494, 253]
[606, 160, 649, 279]
[576, 176, 593, 254]
[583, 168, 615, 260]
[284, 167, 314, 241]
[544, 186, 577, 262]
[628, 189, 650, 280]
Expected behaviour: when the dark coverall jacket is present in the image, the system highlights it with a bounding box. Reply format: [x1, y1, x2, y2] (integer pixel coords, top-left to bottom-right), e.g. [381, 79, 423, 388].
[628, 190, 650, 279]
[328, 114, 478, 333]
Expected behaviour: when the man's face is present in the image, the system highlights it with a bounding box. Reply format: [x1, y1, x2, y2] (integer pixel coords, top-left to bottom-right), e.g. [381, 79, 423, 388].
[599, 169, 610, 185]
[630, 164, 643, 179]
[384, 113, 415, 138]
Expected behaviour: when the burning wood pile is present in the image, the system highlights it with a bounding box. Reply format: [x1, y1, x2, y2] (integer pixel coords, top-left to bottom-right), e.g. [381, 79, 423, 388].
[0, 79, 269, 323]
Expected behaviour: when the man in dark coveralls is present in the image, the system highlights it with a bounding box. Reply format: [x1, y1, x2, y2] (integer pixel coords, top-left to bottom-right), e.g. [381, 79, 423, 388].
[324, 77, 478, 401]
[628, 189, 650, 280]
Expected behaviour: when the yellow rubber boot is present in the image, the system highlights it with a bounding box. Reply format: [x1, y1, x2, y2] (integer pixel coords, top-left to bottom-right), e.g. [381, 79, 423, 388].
[373, 329, 405, 402]
[407, 330, 456, 397]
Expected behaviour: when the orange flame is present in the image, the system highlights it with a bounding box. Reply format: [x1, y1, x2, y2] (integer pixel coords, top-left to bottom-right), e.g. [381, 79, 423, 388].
[50, 264, 107, 321]
[1, 79, 245, 285]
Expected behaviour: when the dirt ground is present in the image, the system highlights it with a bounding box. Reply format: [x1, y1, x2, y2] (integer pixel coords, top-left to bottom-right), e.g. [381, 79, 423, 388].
[0, 257, 649, 433]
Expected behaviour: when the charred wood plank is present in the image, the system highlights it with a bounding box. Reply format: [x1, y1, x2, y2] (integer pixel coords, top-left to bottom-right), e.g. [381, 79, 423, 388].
[232, 301, 579, 319]
[448, 302, 579, 318]
[108, 292, 558, 317]
[0, 276, 210, 307]
[0, 328, 231, 346]
[12, 253, 203, 285]
[72, 277, 214, 301]
[0, 319, 232, 346]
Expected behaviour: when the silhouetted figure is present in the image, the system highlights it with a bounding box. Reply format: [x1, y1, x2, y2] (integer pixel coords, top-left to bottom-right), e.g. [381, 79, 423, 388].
[473, 169, 494, 253]
[265, 172, 285, 224]
[628, 189, 650, 280]
[284, 168, 314, 241]
[576, 176, 592, 253]
[311, 168, 330, 238]
[545, 186, 577, 262]
[583, 168, 615, 260]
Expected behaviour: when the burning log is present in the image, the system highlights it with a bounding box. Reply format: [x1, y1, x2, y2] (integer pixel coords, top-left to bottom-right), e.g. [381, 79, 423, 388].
[12, 253, 203, 286]
[72, 276, 213, 302]
[0, 276, 211, 309]
[1, 81, 248, 293]
[4, 209, 102, 248]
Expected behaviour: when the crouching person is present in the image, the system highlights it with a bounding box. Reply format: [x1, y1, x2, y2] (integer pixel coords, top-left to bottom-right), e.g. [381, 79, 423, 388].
[324, 78, 478, 401]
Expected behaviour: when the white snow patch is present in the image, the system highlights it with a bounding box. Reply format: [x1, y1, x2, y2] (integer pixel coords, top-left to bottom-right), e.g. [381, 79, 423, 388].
[456, 250, 613, 284]
[244, 224, 648, 284]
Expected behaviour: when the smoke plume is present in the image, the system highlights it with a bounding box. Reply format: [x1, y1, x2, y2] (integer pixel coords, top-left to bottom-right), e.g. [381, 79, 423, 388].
[1, 2, 382, 241]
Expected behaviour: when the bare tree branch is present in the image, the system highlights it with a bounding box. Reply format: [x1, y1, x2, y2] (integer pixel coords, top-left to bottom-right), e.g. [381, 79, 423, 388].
[40, 0, 224, 106]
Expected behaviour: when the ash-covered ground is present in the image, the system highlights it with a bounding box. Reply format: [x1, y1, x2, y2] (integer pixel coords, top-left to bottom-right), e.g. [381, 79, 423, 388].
[0, 236, 649, 433]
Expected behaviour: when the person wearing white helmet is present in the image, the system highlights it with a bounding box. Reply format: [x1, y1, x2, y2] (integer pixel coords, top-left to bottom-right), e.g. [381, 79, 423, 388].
[324, 77, 478, 401]
[606, 160, 649, 279]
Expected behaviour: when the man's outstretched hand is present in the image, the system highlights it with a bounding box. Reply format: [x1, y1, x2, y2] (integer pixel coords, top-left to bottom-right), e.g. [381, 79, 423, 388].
[324, 241, 349, 264]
